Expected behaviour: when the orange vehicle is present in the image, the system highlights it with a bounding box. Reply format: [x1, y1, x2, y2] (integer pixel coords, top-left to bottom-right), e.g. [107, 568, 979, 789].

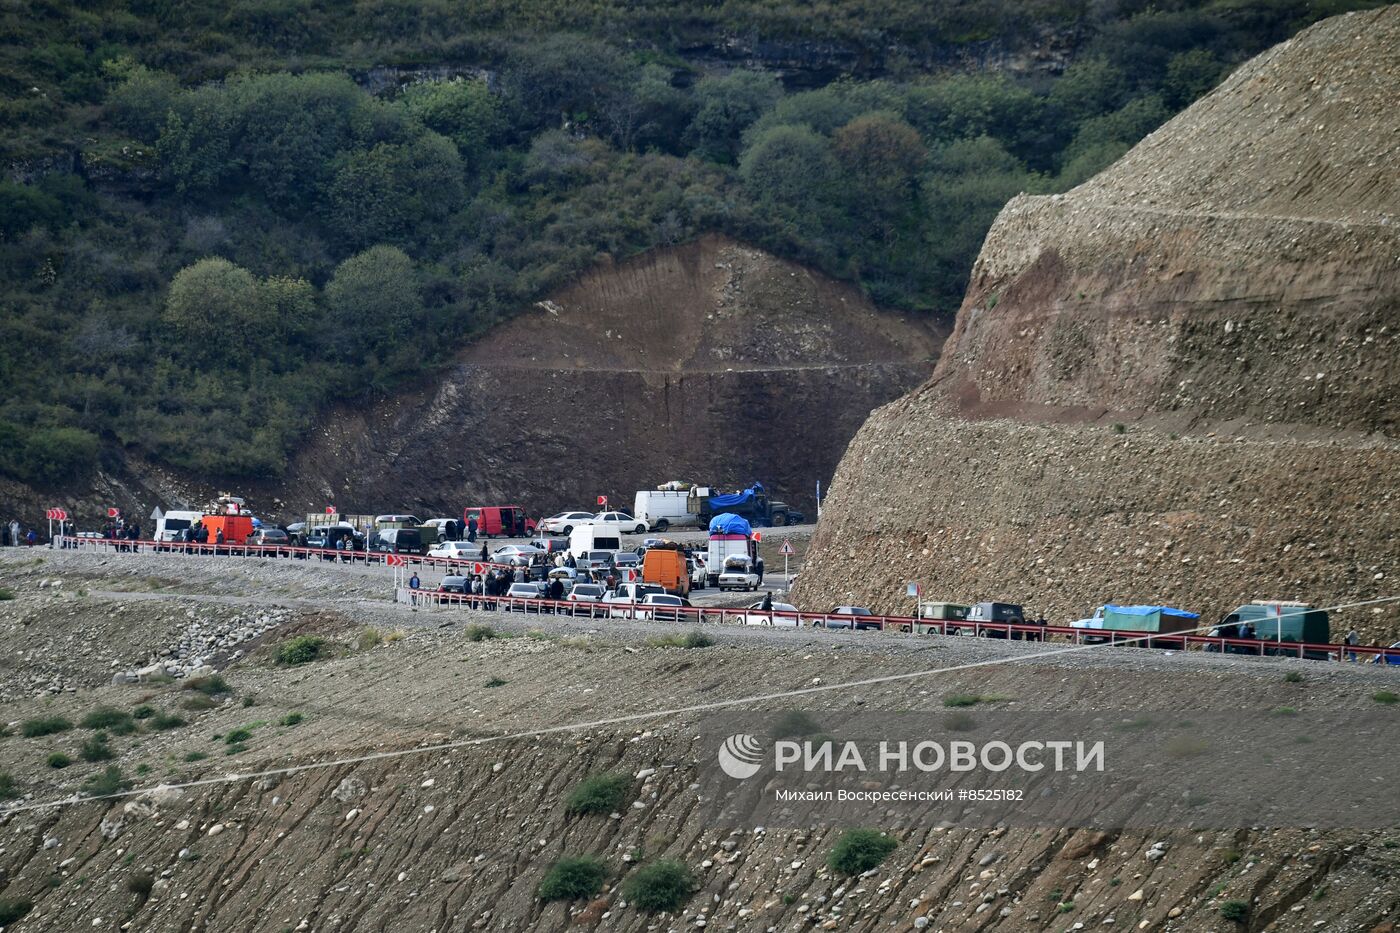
[642, 545, 690, 596]
[200, 513, 254, 544]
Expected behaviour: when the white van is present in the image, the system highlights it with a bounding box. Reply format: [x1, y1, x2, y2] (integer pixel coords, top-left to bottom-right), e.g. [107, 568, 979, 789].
[155, 510, 204, 542]
[569, 525, 622, 559]
[632, 490, 695, 532]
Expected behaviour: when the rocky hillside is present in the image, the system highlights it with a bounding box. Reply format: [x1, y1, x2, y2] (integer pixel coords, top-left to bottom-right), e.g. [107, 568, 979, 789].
[795, 7, 1400, 643]
[251, 235, 943, 517]
[2, 551, 1397, 932]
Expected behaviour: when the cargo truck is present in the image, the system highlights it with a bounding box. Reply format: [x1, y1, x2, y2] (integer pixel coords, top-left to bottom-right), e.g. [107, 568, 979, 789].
[688, 482, 803, 528]
[705, 513, 761, 589]
[1071, 604, 1200, 646]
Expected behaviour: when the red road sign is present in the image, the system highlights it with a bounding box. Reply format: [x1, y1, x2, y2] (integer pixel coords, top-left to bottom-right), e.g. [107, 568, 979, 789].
[596, 495, 608, 506]
[45, 508, 68, 521]
[472, 562, 485, 574]
[385, 554, 405, 567]
[325, 506, 337, 514]
[752, 531, 762, 542]
[107, 507, 120, 518]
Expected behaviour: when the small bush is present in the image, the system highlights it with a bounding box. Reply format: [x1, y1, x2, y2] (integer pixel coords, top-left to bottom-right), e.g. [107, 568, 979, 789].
[46, 752, 72, 769]
[1283, 671, 1304, 683]
[484, 677, 507, 688]
[225, 743, 247, 755]
[464, 624, 496, 642]
[81, 733, 114, 762]
[1219, 900, 1249, 922]
[942, 694, 982, 708]
[183, 751, 207, 762]
[150, 712, 186, 730]
[566, 773, 631, 815]
[241, 696, 255, 708]
[1373, 690, 1398, 705]
[182, 695, 217, 711]
[0, 898, 33, 925]
[131, 704, 155, 719]
[277, 635, 328, 665]
[183, 674, 231, 696]
[22, 716, 73, 737]
[357, 627, 382, 650]
[224, 727, 253, 745]
[81, 707, 134, 731]
[683, 630, 714, 648]
[0, 586, 15, 600]
[0, 772, 17, 798]
[827, 828, 898, 875]
[82, 765, 131, 797]
[623, 860, 695, 913]
[1111, 422, 1126, 434]
[278, 712, 304, 726]
[1220, 848, 1241, 865]
[538, 855, 607, 901]
[1271, 706, 1298, 717]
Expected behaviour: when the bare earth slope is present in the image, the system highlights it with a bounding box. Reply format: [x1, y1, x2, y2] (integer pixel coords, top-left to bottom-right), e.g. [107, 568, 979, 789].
[1, 551, 1397, 932]
[796, 8, 1400, 642]
[254, 234, 943, 517]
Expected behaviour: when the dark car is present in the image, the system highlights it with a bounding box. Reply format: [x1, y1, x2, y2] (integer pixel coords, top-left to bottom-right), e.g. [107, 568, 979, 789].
[436, 575, 469, 604]
[250, 528, 289, 551]
[815, 606, 881, 631]
[370, 528, 423, 555]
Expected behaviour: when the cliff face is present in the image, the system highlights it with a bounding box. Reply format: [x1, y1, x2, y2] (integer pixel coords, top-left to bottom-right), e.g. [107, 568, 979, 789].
[796, 8, 1400, 641]
[253, 234, 945, 517]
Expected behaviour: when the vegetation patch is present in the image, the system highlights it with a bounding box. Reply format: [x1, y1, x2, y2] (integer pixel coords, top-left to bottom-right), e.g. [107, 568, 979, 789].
[1373, 690, 1398, 705]
[81, 707, 135, 731]
[0, 586, 15, 600]
[150, 712, 187, 730]
[22, 716, 73, 737]
[46, 753, 72, 769]
[0, 899, 33, 925]
[183, 675, 232, 696]
[80, 733, 115, 762]
[464, 624, 497, 642]
[224, 727, 254, 745]
[278, 713, 304, 726]
[82, 766, 131, 797]
[277, 635, 328, 665]
[538, 855, 607, 901]
[357, 627, 383, 650]
[1283, 671, 1304, 683]
[1219, 900, 1249, 923]
[181, 694, 218, 712]
[484, 677, 507, 688]
[183, 751, 208, 762]
[942, 694, 983, 708]
[0, 772, 17, 799]
[131, 705, 156, 719]
[771, 710, 823, 738]
[623, 860, 696, 913]
[566, 773, 632, 816]
[827, 828, 898, 875]
[647, 630, 713, 648]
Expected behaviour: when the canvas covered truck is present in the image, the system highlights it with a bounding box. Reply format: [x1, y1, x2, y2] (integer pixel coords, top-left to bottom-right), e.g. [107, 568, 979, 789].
[705, 513, 761, 588]
[1072, 604, 1200, 646]
[1206, 601, 1330, 658]
[688, 483, 803, 528]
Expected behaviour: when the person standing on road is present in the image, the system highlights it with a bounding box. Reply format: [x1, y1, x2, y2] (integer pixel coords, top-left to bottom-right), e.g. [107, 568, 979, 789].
[409, 572, 420, 590]
[1345, 629, 1359, 662]
[479, 542, 488, 562]
[467, 515, 478, 543]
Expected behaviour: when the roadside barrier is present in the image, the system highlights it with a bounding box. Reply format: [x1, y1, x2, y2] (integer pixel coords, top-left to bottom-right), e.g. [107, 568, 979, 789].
[60, 536, 1400, 664]
[396, 588, 1400, 664]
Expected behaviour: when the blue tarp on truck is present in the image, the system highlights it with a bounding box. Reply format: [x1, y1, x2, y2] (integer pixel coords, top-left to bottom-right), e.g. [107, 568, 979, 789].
[708, 513, 752, 536]
[708, 483, 765, 509]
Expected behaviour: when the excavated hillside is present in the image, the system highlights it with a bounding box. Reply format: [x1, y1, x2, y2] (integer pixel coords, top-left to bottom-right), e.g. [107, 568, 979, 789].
[246, 235, 943, 517]
[796, 7, 1400, 643]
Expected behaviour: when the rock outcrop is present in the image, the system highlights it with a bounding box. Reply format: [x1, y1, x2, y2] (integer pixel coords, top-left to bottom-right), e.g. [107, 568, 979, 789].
[797, 8, 1400, 642]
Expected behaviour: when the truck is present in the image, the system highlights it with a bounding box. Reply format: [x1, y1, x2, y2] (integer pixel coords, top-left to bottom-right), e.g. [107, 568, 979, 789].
[705, 513, 760, 589]
[1207, 601, 1330, 658]
[200, 513, 254, 545]
[1071, 604, 1200, 646]
[463, 505, 535, 538]
[689, 482, 803, 528]
[914, 602, 970, 635]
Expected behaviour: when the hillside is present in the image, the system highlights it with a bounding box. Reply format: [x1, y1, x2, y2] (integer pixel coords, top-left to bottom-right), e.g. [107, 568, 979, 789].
[795, 7, 1400, 643]
[257, 235, 943, 515]
[2, 0, 1387, 521]
[1, 551, 1397, 931]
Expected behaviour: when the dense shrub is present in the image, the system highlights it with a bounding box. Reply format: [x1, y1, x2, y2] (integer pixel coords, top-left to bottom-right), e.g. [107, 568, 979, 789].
[22, 716, 73, 737]
[623, 860, 695, 913]
[276, 635, 328, 665]
[827, 828, 898, 875]
[565, 773, 631, 815]
[538, 855, 607, 901]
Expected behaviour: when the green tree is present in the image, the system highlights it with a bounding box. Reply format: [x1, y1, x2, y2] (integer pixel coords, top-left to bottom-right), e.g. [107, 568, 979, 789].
[503, 35, 627, 130]
[904, 75, 1041, 152]
[1059, 95, 1170, 171]
[104, 60, 182, 142]
[1164, 49, 1225, 108]
[1047, 58, 1128, 123]
[739, 124, 840, 227]
[688, 70, 783, 163]
[324, 245, 422, 359]
[164, 258, 267, 358]
[325, 133, 464, 247]
[400, 78, 504, 164]
[258, 275, 318, 344]
[833, 111, 927, 241]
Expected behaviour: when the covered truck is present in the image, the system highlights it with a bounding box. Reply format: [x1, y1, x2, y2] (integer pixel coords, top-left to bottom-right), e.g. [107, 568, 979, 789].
[689, 483, 803, 528]
[705, 513, 760, 589]
[1209, 601, 1330, 658]
[1072, 604, 1200, 646]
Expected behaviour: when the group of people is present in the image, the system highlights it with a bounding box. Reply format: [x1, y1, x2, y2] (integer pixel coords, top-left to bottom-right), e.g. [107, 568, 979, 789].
[1, 520, 37, 547]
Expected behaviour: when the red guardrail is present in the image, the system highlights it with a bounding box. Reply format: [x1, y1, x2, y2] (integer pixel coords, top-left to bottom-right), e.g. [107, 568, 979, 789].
[396, 589, 1400, 664]
[60, 537, 1400, 664]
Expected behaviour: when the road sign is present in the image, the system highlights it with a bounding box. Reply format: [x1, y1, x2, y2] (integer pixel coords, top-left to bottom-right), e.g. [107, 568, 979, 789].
[45, 508, 68, 521]
[752, 531, 762, 542]
[150, 507, 163, 521]
[906, 582, 922, 597]
[385, 554, 405, 567]
[779, 539, 794, 556]
[473, 562, 485, 574]
[596, 495, 608, 507]
[325, 506, 337, 514]
[107, 507, 120, 518]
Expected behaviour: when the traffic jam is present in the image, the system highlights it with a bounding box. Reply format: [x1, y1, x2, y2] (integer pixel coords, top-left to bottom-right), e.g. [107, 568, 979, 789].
[44, 484, 1400, 665]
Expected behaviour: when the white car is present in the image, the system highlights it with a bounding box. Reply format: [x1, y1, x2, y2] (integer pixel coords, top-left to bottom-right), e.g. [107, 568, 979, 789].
[689, 554, 707, 590]
[427, 541, 477, 559]
[635, 593, 693, 622]
[492, 544, 544, 560]
[576, 511, 648, 536]
[741, 600, 799, 626]
[605, 583, 665, 618]
[566, 583, 608, 616]
[718, 555, 760, 591]
[541, 511, 596, 535]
